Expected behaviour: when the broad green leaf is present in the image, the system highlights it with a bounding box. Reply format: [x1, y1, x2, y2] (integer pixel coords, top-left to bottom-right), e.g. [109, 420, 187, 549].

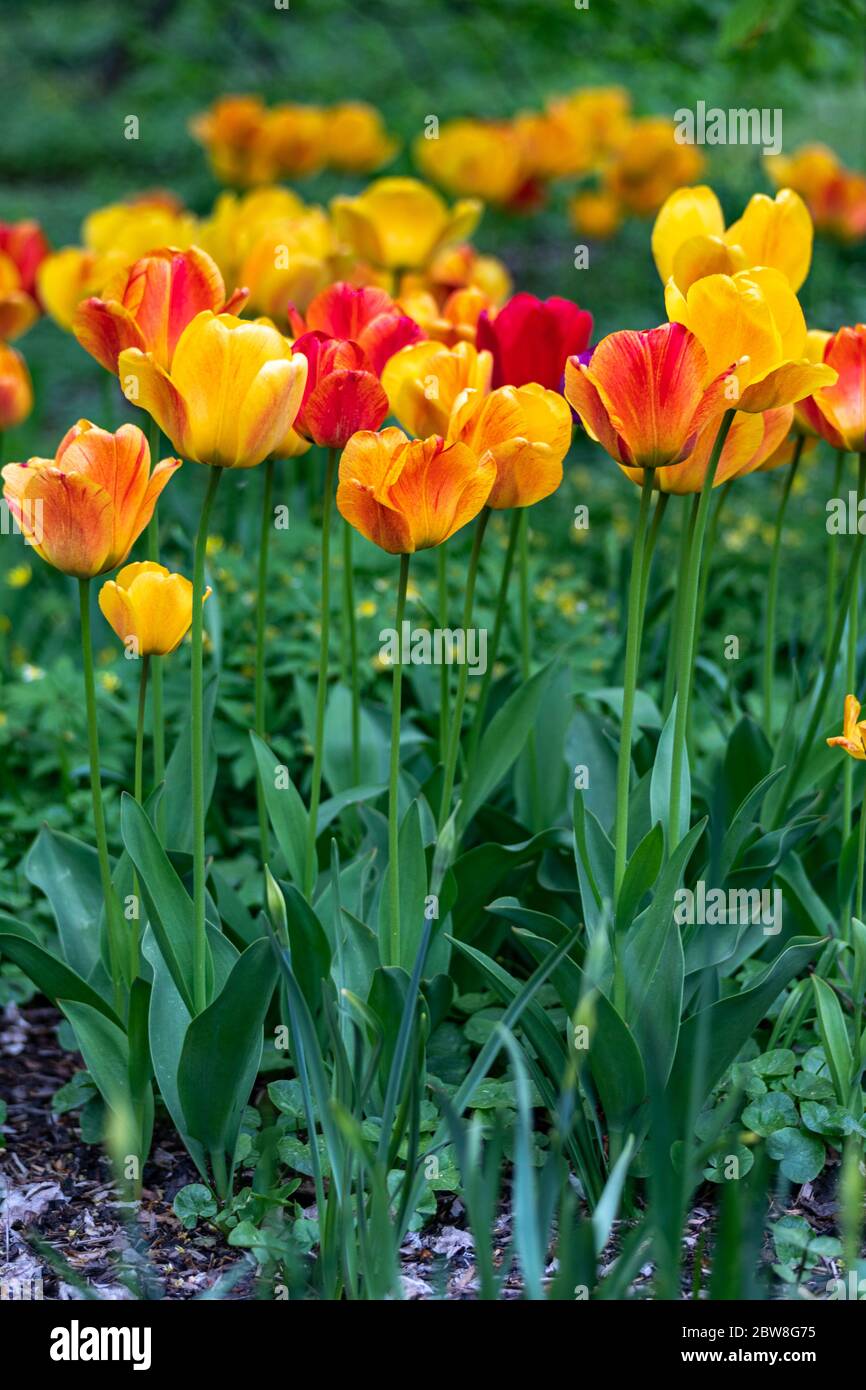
[650, 696, 690, 846]
[377, 799, 428, 970]
[766, 1127, 825, 1184]
[251, 732, 307, 885]
[163, 673, 218, 854]
[120, 794, 196, 1015]
[811, 976, 853, 1105]
[460, 663, 555, 827]
[616, 821, 664, 931]
[25, 827, 102, 980]
[0, 924, 121, 1026]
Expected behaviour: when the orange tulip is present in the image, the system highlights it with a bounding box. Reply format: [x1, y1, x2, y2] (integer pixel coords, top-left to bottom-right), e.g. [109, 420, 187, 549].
[618, 406, 793, 494]
[336, 427, 495, 554]
[99, 561, 209, 657]
[118, 311, 308, 469]
[0, 343, 33, 430]
[382, 340, 492, 437]
[447, 383, 572, 508]
[799, 324, 866, 453]
[564, 322, 732, 470]
[73, 246, 248, 374]
[1, 421, 180, 578]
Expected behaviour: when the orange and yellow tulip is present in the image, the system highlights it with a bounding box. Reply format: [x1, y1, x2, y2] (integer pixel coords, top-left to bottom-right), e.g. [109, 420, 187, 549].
[0, 220, 50, 340]
[324, 102, 398, 173]
[799, 324, 866, 453]
[618, 406, 793, 494]
[827, 694, 866, 760]
[0, 343, 33, 430]
[99, 561, 209, 657]
[118, 311, 308, 469]
[604, 117, 704, 217]
[331, 177, 482, 272]
[665, 268, 837, 412]
[766, 144, 866, 243]
[652, 186, 813, 293]
[382, 339, 492, 437]
[564, 322, 732, 470]
[73, 245, 248, 375]
[1, 421, 180, 578]
[337, 427, 495, 554]
[447, 383, 572, 508]
[413, 120, 527, 206]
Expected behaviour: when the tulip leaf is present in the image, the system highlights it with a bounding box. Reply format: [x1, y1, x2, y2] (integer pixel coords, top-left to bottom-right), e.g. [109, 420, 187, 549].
[811, 976, 853, 1106]
[279, 881, 331, 1015]
[250, 731, 307, 885]
[0, 920, 122, 1027]
[650, 696, 690, 846]
[377, 799, 429, 971]
[178, 938, 277, 1161]
[25, 825, 102, 982]
[162, 673, 218, 855]
[616, 821, 664, 931]
[120, 793, 196, 1015]
[459, 662, 555, 828]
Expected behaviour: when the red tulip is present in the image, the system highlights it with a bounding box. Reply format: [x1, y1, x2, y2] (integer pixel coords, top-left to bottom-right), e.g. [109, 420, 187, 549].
[477, 291, 593, 389]
[291, 331, 389, 449]
[289, 282, 422, 377]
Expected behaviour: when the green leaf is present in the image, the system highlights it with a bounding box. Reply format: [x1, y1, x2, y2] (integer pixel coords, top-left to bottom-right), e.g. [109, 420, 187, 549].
[811, 976, 853, 1106]
[163, 673, 218, 854]
[766, 1127, 825, 1184]
[0, 923, 121, 1027]
[120, 794, 196, 1015]
[377, 799, 429, 970]
[178, 939, 277, 1160]
[650, 696, 690, 846]
[616, 821, 664, 931]
[250, 732, 307, 886]
[173, 1183, 217, 1230]
[742, 1091, 798, 1137]
[460, 663, 555, 827]
[281, 882, 331, 1015]
[25, 827, 102, 980]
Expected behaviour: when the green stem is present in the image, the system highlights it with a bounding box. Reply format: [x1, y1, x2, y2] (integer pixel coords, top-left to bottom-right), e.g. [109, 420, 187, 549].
[637, 489, 669, 651]
[825, 451, 846, 667]
[763, 438, 805, 737]
[856, 771, 866, 928]
[614, 468, 654, 901]
[663, 498, 696, 716]
[343, 518, 361, 786]
[437, 547, 450, 764]
[255, 457, 275, 861]
[467, 508, 521, 772]
[304, 447, 337, 899]
[79, 580, 126, 1012]
[693, 481, 730, 659]
[145, 418, 165, 836]
[191, 467, 223, 1014]
[776, 455, 866, 815]
[844, 456, 859, 844]
[131, 655, 149, 980]
[518, 508, 539, 825]
[668, 409, 736, 850]
[388, 553, 411, 967]
[439, 509, 490, 828]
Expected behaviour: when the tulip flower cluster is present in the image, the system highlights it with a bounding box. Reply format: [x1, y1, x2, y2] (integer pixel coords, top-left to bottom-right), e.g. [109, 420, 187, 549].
[191, 95, 399, 186]
[767, 143, 866, 244]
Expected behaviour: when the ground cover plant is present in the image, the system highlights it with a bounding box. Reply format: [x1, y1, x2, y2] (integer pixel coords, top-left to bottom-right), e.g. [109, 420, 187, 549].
[1, 0, 866, 1308]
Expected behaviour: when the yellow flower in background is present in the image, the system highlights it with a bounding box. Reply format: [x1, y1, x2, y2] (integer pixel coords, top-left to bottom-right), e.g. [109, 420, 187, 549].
[827, 694, 866, 760]
[414, 120, 527, 205]
[239, 206, 336, 317]
[190, 95, 271, 185]
[0, 343, 33, 430]
[332, 177, 482, 271]
[6, 563, 32, 589]
[766, 143, 866, 243]
[119, 311, 308, 469]
[382, 339, 492, 437]
[604, 117, 704, 217]
[37, 194, 199, 330]
[324, 102, 399, 173]
[652, 185, 813, 292]
[569, 189, 623, 239]
[665, 267, 838, 412]
[99, 561, 209, 657]
[197, 186, 308, 287]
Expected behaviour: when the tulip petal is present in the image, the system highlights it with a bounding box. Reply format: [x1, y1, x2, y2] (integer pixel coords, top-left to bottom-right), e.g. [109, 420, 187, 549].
[724, 190, 813, 293]
[651, 185, 725, 282]
[119, 347, 192, 457]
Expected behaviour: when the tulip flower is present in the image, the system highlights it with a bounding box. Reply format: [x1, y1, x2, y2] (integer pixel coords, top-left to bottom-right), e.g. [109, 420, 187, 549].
[665, 268, 838, 412]
[569, 190, 623, 240]
[652, 186, 813, 293]
[604, 117, 704, 217]
[477, 292, 593, 390]
[288, 283, 422, 377]
[618, 406, 793, 495]
[766, 144, 866, 243]
[73, 246, 248, 375]
[324, 102, 399, 173]
[291, 332, 389, 449]
[382, 339, 492, 437]
[118, 311, 308, 469]
[400, 285, 492, 347]
[447, 383, 572, 508]
[1, 421, 180, 578]
[0, 343, 33, 430]
[190, 95, 273, 185]
[337, 427, 495, 554]
[799, 324, 866, 453]
[331, 177, 482, 272]
[413, 119, 528, 206]
[828, 695, 866, 922]
[239, 206, 336, 318]
[0, 220, 50, 340]
[99, 561, 208, 657]
[564, 322, 733, 469]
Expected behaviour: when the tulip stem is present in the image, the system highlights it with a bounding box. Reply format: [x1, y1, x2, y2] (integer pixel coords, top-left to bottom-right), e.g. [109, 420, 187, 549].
[467, 508, 522, 772]
[775, 454, 866, 816]
[255, 457, 275, 861]
[439, 508, 490, 828]
[342, 518, 361, 786]
[663, 499, 696, 716]
[191, 466, 223, 1015]
[305, 447, 337, 899]
[857, 772, 866, 928]
[518, 508, 540, 826]
[763, 438, 804, 738]
[844, 455, 859, 845]
[825, 451, 846, 666]
[637, 489, 669, 648]
[614, 468, 655, 901]
[668, 408, 736, 851]
[78, 579, 126, 1013]
[131, 654, 150, 981]
[388, 552, 411, 967]
[437, 548, 450, 764]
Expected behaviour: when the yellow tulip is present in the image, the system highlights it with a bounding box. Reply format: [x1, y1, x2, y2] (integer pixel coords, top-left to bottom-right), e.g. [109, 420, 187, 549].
[324, 102, 399, 173]
[331, 177, 482, 271]
[413, 120, 526, 205]
[197, 186, 309, 288]
[239, 207, 336, 317]
[99, 561, 209, 657]
[447, 383, 572, 509]
[118, 311, 308, 469]
[382, 339, 492, 437]
[827, 694, 866, 761]
[653, 185, 813, 292]
[665, 267, 837, 412]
